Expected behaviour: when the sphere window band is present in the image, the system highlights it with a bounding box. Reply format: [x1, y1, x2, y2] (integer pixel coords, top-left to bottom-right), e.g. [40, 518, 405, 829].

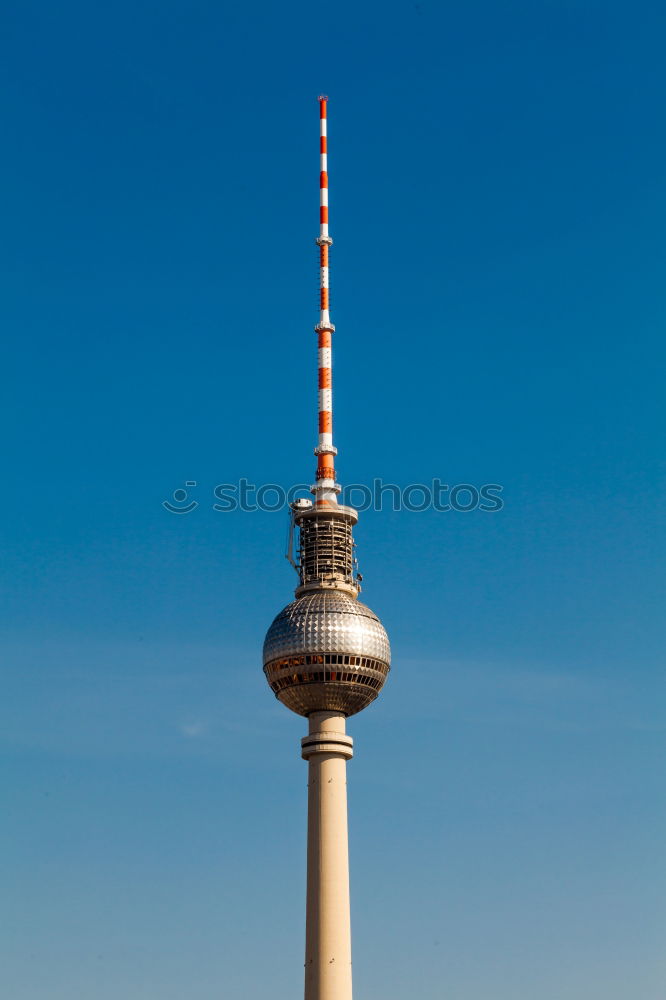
[265, 652, 389, 681]
[264, 653, 390, 714]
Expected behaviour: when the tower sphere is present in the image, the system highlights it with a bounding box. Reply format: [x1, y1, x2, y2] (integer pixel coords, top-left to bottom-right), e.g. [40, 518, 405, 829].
[263, 590, 391, 717]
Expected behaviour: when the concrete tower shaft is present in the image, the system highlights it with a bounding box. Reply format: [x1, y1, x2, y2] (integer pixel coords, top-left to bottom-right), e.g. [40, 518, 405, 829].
[302, 712, 354, 1000]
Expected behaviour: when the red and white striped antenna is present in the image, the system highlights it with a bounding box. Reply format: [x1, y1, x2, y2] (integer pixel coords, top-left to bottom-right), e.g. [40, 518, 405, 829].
[313, 96, 340, 507]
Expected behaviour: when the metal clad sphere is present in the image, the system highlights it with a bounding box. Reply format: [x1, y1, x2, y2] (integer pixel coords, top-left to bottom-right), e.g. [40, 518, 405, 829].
[263, 591, 391, 717]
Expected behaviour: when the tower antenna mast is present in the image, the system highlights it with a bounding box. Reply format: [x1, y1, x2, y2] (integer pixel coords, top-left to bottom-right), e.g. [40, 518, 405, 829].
[314, 96, 339, 506]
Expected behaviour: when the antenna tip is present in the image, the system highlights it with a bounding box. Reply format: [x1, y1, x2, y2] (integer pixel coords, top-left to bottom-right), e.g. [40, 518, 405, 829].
[318, 95, 328, 102]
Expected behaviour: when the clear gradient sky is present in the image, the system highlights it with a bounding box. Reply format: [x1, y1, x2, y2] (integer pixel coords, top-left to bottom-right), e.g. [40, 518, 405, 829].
[2, 1, 665, 998]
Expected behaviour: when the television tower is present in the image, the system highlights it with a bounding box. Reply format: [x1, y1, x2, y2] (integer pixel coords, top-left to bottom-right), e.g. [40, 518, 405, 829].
[263, 98, 391, 1000]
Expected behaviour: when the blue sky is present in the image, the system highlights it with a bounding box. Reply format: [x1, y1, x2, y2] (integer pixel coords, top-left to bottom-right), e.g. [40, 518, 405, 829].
[2, 1, 665, 997]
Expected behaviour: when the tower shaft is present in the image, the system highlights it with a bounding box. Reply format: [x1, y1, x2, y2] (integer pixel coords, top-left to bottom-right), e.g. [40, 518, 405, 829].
[302, 712, 354, 1000]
